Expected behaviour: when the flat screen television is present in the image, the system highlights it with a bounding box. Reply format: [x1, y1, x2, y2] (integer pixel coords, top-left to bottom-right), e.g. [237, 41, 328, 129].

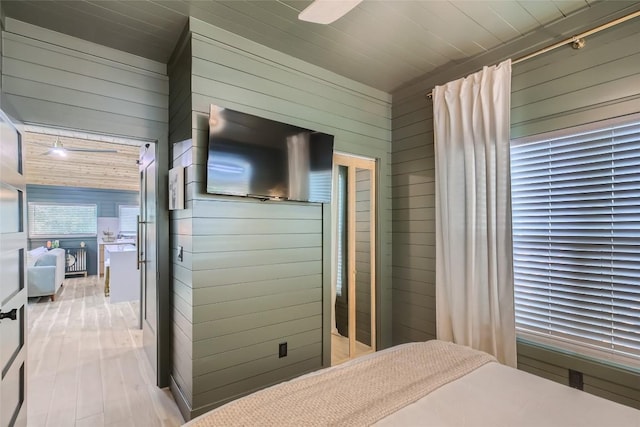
[207, 105, 334, 203]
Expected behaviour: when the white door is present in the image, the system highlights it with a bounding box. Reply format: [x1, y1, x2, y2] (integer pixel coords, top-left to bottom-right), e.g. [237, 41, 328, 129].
[139, 143, 158, 379]
[0, 109, 27, 426]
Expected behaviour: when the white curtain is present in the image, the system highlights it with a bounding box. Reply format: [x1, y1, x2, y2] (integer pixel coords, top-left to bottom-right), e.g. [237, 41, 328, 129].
[433, 59, 516, 367]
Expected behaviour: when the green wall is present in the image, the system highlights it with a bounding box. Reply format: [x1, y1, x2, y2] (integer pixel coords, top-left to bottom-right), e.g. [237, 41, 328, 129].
[1, 17, 172, 385]
[391, 1, 640, 409]
[0, 1, 4, 99]
[168, 17, 392, 420]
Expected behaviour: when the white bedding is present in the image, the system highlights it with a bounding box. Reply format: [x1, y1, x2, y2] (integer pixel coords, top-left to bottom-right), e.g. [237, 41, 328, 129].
[186, 341, 493, 426]
[186, 341, 640, 426]
[377, 361, 640, 426]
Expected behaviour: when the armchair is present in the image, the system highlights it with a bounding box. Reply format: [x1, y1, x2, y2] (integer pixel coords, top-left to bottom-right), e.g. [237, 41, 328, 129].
[27, 248, 65, 301]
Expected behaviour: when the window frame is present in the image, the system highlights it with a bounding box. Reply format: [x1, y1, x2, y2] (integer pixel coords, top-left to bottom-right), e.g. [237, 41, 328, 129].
[510, 112, 640, 369]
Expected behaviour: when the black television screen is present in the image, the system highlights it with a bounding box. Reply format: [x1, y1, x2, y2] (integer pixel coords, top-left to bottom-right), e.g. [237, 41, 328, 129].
[207, 105, 334, 203]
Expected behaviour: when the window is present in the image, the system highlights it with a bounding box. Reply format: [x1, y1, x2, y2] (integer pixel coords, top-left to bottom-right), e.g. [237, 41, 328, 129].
[510, 117, 640, 364]
[119, 205, 139, 235]
[28, 203, 97, 237]
[336, 167, 348, 298]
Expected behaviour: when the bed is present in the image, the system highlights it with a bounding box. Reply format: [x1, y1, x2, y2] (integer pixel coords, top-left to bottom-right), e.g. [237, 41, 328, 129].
[185, 340, 640, 426]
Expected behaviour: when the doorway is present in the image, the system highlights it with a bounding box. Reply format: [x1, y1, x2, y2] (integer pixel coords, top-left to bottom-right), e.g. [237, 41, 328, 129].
[13, 126, 180, 425]
[331, 153, 377, 366]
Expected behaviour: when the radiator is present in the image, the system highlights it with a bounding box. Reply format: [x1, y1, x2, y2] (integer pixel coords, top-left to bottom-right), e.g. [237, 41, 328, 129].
[65, 247, 88, 277]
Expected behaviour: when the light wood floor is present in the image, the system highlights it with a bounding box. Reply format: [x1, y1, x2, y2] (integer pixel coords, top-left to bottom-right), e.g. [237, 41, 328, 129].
[331, 333, 374, 366]
[27, 276, 184, 427]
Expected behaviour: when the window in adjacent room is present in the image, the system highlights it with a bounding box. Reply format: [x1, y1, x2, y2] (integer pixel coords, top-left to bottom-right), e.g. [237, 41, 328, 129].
[28, 203, 97, 237]
[118, 205, 139, 236]
[510, 116, 640, 366]
[335, 166, 348, 298]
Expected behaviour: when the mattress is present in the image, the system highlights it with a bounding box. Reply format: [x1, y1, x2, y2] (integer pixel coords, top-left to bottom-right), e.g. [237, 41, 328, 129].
[376, 361, 640, 426]
[186, 341, 640, 426]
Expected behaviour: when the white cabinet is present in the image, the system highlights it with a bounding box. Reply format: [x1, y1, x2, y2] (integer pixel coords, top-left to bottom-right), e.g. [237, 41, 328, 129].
[105, 244, 139, 303]
[99, 238, 135, 277]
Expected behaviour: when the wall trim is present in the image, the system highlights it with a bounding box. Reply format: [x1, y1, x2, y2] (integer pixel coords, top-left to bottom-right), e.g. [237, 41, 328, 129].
[517, 339, 640, 390]
[170, 374, 193, 422]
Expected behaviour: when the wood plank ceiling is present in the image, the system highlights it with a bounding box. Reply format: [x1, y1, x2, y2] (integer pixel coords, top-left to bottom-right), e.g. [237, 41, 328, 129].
[1, 0, 618, 93]
[24, 132, 140, 192]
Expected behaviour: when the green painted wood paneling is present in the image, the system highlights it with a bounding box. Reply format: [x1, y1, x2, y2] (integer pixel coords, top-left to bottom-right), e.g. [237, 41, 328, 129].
[1, 24, 168, 138]
[192, 274, 321, 306]
[518, 340, 640, 409]
[193, 330, 320, 376]
[391, 8, 640, 406]
[168, 28, 192, 145]
[187, 18, 390, 105]
[170, 16, 392, 419]
[0, 3, 3, 97]
[194, 302, 321, 341]
[193, 288, 322, 324]
[193, 343, 321, 395]
[168, 26, 193, 407]
[191, 358, 322, 418]
[2, 17, 172, 388]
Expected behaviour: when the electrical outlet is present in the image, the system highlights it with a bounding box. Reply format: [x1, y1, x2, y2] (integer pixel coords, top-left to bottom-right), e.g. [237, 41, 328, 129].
[279, 342, 287, 358]
[569, 369, 583, 390]
[177, 245, 183, 262]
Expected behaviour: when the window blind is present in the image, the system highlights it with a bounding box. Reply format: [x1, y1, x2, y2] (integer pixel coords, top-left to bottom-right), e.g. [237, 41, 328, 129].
[28, 203, 97, 237]
[119, 205, 139, 234]
[336, 167, 347, 298]
[510, 120, 640, 361]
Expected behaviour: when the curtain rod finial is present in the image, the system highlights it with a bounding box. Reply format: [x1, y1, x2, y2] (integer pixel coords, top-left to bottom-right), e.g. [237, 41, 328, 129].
[572, 37, 586, 50]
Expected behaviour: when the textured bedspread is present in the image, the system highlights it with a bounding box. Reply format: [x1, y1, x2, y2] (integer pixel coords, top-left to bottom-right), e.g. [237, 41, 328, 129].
[189, 340, 495, 427]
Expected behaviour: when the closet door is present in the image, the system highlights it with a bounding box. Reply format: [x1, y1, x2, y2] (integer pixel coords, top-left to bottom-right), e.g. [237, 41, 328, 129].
[333, 154, 376, 363]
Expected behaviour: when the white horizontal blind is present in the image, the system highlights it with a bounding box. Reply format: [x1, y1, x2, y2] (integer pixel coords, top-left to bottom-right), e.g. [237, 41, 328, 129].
[119, 205, 139, 234]
[511, 120, 640, 360]
[28, 203, 97, 237]
[336, 167, 347, 298]
[309, 170, 332, 203]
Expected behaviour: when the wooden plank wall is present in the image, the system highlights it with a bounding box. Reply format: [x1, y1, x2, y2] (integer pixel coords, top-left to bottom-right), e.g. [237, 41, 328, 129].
[168, 26, 192, 145]
[355, 168, 372, 345]
[1, 19, 168, 141]
[176, 17, 392, 418]
[0, 2, 4, 97]
[334, 169, 373, 346]
[167, 27, 194, 417]
[391, 2, 640, 408]
[518, 341, 640, 410]
[1, 17, 172, 386]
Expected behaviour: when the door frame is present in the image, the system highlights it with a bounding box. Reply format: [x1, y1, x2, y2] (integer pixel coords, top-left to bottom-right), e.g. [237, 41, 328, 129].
[138, 140, 171, 387]
[330, 152, 378, 362]
[18, 123, 170, 389]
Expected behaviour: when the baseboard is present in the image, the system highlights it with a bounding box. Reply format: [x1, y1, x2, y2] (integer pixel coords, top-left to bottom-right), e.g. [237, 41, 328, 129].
[169, 374, 193, 422]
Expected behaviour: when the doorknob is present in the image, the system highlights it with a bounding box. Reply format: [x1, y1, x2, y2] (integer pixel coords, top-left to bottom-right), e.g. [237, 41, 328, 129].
[0, 309, 17, 321]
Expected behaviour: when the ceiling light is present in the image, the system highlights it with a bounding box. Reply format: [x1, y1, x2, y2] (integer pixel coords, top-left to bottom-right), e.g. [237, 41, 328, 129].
[52, 138, 67, 156]
[298, 0, 363, 24]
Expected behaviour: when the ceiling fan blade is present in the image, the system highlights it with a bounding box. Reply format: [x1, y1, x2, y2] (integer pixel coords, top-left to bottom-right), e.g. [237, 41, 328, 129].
[66, 148, 118, 153]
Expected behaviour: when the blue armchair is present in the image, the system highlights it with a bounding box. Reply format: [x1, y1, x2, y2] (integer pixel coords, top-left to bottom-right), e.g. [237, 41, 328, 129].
[27, 248, 65, 301]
